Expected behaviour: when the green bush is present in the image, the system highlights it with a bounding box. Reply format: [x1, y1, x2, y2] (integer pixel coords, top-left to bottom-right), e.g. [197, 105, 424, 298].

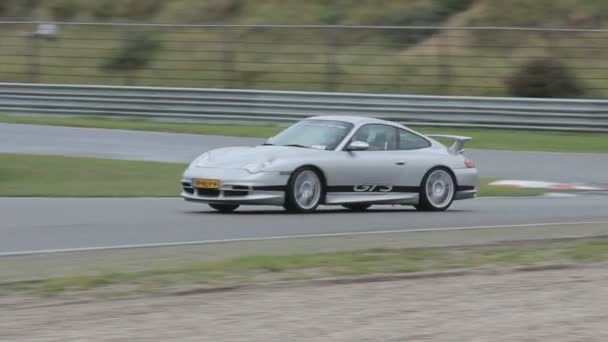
[0, 0, 40, 17]
[375, 11, 441, 46]
[101, 31, 162, 85]
[0, 0, 16, 17]
[195, 0, 244, 22]
[433, 0, 475, 13]
[50, 0, 80, 21]
[217, 0, 244, 18]
[506, 58, 584, 98]
[372, 0, 474, 46]
[120, 0, 165, 20]
[90, 0, 114, 20]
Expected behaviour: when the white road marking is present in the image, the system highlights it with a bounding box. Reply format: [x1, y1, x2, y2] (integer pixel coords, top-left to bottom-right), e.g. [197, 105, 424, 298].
[544, 192, 580, 198]
[1, 220, 607, 258]
[489, 180, 608, 192]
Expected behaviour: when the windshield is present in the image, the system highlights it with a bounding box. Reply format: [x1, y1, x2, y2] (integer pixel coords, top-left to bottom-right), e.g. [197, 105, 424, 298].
[267, 120, 353, 150]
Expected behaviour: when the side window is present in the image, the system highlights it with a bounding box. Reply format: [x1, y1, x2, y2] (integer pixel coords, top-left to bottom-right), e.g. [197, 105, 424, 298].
[398, 129, 431, 150]
[352, 124, 397, 151]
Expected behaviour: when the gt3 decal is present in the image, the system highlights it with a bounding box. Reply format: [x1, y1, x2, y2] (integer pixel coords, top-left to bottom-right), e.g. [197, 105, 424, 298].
[353, 185, 393, 192]
[327, 185, 417, 193]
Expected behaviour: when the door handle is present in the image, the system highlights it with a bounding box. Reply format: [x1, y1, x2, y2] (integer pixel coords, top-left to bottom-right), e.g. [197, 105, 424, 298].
[396, 161, 406, 165]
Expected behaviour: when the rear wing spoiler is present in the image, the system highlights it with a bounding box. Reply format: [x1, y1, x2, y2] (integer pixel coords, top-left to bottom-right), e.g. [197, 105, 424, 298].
[426, 134, 472, 155]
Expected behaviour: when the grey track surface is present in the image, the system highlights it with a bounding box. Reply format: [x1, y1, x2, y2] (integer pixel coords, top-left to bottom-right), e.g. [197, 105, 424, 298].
[2, 123, 607, 181]
[0, 123, 247, 163]
[2, 196, 608, 254]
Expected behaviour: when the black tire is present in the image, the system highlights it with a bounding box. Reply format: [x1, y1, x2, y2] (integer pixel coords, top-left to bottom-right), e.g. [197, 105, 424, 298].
[284, 167, 324, 213]
[342, 203, 372, 212]
[416, 167, 456, 212]
[209, 203, 239, 213]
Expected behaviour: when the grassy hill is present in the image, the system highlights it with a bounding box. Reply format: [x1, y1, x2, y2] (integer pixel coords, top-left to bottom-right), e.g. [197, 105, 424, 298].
[2, 0, 475, 25]
[1, 0, 607, 97]
[4, 0, 607, 27]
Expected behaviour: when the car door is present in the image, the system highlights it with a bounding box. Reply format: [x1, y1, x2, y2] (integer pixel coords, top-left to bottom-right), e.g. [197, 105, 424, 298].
[391, 128, 434, 189]
[325, 124, 406, 192]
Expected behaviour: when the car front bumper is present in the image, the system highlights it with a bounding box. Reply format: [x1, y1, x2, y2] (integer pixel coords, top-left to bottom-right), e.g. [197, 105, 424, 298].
[181, 167, 289, 206]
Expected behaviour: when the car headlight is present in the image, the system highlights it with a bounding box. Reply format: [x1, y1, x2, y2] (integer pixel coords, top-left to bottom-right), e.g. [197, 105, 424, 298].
[242, 160, 273, 174]
[191, 153, 210, 167]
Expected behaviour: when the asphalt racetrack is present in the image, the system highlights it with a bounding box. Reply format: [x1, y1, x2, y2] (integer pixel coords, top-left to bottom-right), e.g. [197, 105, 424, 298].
[2, 123, 608, 182]
[2, 196, 608, 255]
[2, 123, 608, 256]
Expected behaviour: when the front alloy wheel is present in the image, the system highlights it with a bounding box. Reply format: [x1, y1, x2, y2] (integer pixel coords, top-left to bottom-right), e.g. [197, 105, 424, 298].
[284, 167, 323, 213]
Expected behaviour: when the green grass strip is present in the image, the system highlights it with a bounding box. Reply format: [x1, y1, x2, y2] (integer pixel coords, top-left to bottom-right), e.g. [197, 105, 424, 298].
[0, 153, 184, 197]
[0, 153, 541, 197]
[0, 115, 282, 138]
[3, 238, 607, 297]
[1, 115, 607, 153]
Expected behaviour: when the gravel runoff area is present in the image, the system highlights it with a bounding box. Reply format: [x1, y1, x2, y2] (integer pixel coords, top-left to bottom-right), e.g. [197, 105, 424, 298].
[3, 265, 608, 342]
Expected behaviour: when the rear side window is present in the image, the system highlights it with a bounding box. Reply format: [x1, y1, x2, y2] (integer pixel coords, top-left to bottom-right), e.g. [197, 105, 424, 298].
[351, 124, 398, 151]
[398, 129, 431, 150]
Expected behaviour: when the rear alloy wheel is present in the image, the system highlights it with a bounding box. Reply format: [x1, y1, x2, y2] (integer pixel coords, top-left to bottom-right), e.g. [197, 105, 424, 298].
[416, 168, 456, 212]
[209, 203, 240, 213]
[284, 167, 324, 213]
[342, 203, 372, 212]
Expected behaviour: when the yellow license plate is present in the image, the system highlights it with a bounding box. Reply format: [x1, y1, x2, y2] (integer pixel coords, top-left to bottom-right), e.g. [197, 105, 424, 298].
[194, 179, 220, 189]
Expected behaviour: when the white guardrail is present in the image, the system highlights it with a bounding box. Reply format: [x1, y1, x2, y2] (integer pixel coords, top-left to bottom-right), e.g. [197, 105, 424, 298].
[1, 83, 607, 132]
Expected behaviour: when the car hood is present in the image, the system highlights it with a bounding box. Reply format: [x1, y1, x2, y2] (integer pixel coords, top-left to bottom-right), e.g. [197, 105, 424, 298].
[200, 145, 325, 168]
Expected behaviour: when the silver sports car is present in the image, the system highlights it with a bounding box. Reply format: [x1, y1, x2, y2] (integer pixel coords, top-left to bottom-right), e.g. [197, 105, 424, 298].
[181, 116, 478, 213]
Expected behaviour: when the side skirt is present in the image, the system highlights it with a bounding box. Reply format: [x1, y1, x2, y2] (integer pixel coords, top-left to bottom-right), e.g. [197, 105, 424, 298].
[324, 185, 474, 205]
[324, 192, 419, 205]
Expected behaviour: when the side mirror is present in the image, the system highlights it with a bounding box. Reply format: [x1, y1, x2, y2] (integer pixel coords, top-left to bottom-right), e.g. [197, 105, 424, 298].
[346, 141, 370, 151]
